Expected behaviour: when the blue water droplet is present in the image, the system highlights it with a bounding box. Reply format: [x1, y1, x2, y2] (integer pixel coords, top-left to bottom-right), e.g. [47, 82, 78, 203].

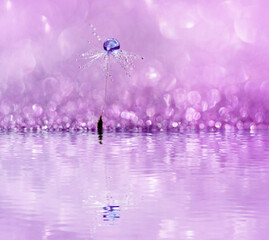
[103, 38, 120, 53]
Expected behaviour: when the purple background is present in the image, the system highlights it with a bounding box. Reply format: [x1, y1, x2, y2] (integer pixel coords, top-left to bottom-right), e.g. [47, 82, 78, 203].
[1, 2, 269, 239]
[1, 0, 269, 131]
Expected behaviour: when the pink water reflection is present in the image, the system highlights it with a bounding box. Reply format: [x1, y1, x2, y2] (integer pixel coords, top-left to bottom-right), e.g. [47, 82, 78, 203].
[0, 132, 269, 239]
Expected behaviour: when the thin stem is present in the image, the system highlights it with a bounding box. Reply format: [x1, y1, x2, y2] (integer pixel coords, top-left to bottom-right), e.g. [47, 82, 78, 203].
[101, 54, 109, 117]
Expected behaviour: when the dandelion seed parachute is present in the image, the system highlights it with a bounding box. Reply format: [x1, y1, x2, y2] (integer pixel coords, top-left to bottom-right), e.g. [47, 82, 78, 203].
[79, 24, 143, 75]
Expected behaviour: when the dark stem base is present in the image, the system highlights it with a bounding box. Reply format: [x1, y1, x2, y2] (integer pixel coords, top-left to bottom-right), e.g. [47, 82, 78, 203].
[97, 116, 103, 144]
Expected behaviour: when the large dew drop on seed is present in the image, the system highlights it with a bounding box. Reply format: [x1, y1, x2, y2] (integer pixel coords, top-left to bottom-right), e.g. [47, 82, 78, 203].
[103, 38, 120, 53]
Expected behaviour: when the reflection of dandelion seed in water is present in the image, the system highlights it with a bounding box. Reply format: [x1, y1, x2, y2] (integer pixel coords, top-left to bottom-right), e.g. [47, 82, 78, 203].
[103, 205, 120, 223]
[78, 24, 144, 132]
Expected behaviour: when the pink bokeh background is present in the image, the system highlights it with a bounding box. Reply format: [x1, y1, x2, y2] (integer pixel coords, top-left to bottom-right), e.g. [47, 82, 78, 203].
[1, 0, 269, 130]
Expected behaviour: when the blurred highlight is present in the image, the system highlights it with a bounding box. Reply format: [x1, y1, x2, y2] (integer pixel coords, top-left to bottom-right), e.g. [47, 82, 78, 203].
[0, 0, 269, 131]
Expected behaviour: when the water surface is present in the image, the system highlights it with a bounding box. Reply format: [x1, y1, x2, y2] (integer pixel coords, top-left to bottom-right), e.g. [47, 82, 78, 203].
[0, 132, 269, 240]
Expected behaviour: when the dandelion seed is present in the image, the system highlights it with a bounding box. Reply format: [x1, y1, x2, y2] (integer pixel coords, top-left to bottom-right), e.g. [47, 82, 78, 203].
[78, 24, 143, 132]
[79, 24, 143, 77]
